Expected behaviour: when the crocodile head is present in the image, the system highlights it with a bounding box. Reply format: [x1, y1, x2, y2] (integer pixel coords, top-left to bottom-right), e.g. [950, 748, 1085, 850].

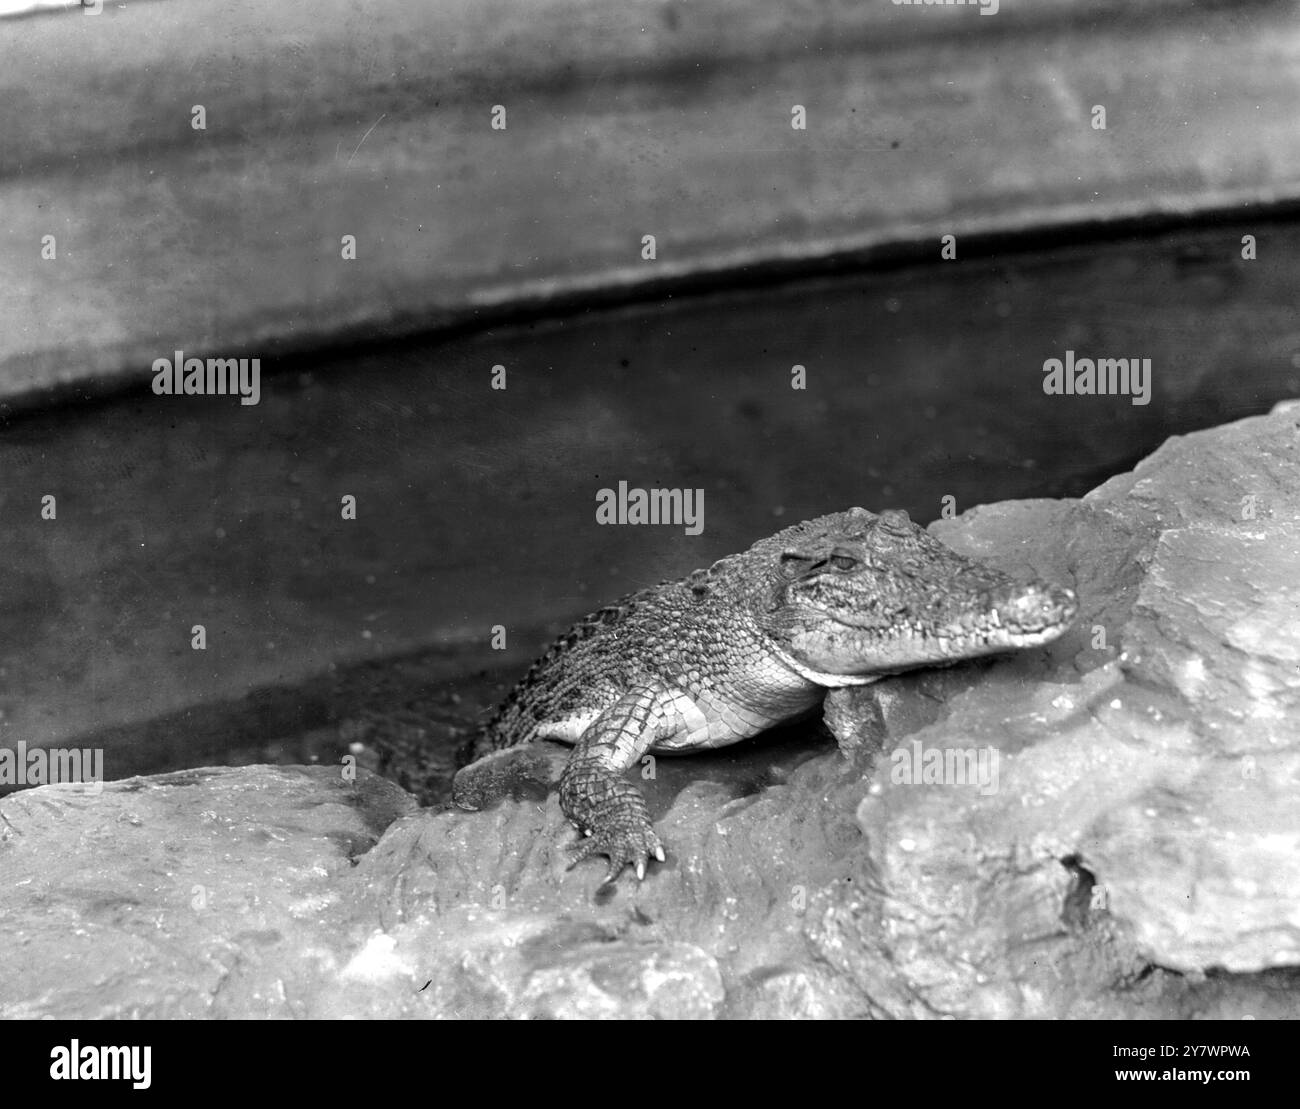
[749, 506, 1077, 683]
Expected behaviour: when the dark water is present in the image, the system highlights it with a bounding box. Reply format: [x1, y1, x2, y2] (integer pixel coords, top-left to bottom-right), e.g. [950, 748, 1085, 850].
[0, 218, 1296, 783]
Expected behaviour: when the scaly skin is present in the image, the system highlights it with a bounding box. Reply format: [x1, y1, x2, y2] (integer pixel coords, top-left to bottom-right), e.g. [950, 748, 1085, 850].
[452, 507, 1077, 884]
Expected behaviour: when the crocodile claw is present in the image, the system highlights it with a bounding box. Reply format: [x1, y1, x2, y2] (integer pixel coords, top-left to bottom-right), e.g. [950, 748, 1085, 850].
[567, 822, 666, 884]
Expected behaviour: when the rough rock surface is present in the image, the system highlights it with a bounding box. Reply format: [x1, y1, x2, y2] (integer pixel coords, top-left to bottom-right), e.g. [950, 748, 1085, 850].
[2, 404, 1298, 1018]
[0, 766, 417, 1018]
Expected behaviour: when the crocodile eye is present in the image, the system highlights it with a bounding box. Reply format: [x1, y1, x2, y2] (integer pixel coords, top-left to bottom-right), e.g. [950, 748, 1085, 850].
[830, 554, 857, 571]
[780, 551, 831, 579]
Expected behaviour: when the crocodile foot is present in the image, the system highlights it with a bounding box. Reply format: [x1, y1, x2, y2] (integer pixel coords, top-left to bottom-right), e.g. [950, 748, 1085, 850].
[566, 810, 666, 884]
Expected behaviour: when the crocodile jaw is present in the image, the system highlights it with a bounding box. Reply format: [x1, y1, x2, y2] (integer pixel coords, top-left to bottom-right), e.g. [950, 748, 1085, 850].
[784, 578, 1077, 679]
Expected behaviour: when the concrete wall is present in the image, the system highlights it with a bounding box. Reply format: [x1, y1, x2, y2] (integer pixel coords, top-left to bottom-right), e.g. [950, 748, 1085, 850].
[2, 0, 1297, 407]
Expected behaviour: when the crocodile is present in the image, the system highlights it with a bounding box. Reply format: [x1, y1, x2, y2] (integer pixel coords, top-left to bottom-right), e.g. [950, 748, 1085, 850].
[452, 506, 1077, 884]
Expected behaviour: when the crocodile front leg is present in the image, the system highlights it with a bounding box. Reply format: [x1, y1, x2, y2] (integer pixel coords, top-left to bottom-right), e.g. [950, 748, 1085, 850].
[558, 679, 692, 884]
